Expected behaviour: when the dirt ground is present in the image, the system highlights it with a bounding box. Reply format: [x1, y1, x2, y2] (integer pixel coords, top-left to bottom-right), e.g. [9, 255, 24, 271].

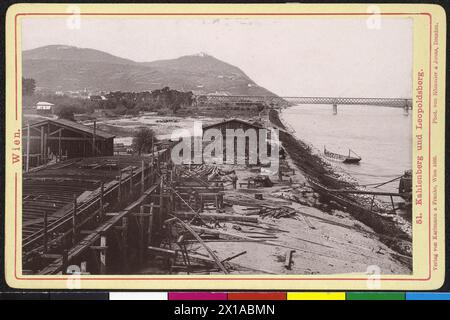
[160, 155, 411, 275]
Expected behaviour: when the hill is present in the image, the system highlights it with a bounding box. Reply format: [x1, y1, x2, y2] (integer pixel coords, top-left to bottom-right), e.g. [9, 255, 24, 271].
[23, 46, 276, 96]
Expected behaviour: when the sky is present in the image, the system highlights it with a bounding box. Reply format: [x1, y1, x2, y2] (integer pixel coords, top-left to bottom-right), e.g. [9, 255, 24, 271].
[22, 17, 413, 98]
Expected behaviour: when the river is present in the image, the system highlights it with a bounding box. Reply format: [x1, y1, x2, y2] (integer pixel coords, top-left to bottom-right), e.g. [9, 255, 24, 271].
[282, 104, 412, 193]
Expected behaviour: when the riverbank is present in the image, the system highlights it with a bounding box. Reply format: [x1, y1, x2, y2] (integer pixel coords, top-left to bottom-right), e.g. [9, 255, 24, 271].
[81, 113, 261, 144]
[269, 109, 411, 257]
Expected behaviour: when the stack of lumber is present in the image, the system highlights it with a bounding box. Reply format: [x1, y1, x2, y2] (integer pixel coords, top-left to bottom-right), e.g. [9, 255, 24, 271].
[259, 206, 296, 219]
[224, 193, 298, 220]
[224, 193, 292, 207]
[176, 212, 258, 223]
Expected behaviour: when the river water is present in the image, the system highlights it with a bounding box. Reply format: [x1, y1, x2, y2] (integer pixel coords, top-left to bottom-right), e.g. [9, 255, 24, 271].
[282, 104, 412, 193]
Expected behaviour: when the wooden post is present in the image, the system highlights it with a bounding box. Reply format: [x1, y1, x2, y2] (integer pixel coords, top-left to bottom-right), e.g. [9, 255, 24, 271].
[118, 170, 122, 203]
[80, 261, 87, 274]
[99, 182, 104, 220]
[152, 135, 155, 159]
[147, 204, 154, 246]
[150, 164, 154, 185]
[26, 124, 30, 172]
[92, 121, 96, 157]
[166, 185, 172, 219]
[159, 179, 164, 221]
[284, 250, 295, 270]
[147, 162, 151, 185]
[390, 195, 396, 214]
[122, 217, 128, 272]
[218, 192, 224, 209]
[58, 129, 62, 162]
[40, 126, 44, 165]
[171, 193, 175, 212]
[130, 167, 134, 195]
[138, 206, 145, 266]
[332, 103, 338, 115]
[44, 133, 48, 163]
[62, 249, 69, 274]
[99, 236, 106, 274]
[141, 160, 145, 194]
[43, 211, 48, 253]
[72, 195, 77, 245]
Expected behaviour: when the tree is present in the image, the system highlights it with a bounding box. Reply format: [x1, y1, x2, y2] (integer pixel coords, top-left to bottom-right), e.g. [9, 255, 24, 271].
[22, 78, 36, 96]
[56, 105, 77, 121]
[132, 127, 157, 155]
[113, 104, 127, 115]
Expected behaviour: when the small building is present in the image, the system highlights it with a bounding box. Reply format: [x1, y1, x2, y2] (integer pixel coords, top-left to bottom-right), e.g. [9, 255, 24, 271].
[22, 118, 115, 170]
[35, 101, 54, 114]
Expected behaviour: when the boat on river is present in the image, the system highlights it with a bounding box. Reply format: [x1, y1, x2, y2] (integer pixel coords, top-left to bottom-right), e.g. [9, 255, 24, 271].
[324, 146, 361, 164]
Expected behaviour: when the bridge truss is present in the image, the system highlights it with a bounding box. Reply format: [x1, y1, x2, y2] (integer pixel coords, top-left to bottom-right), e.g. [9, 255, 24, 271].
[195, 95, 413, 109]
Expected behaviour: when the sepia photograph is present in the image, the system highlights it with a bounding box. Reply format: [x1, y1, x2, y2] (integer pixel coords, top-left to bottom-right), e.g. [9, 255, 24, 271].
[19, 14, 415, 277]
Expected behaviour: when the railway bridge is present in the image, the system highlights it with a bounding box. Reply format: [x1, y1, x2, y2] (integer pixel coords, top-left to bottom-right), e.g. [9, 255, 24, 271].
[195, 95, 413, 115]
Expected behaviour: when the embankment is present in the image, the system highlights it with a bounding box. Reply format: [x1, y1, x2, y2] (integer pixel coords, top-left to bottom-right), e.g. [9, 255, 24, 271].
[269, 109, 411, 257]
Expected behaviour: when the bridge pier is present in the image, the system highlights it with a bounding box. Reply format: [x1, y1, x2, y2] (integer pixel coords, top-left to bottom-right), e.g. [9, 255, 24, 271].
[332, 103, 338, 115]
[404, 99, 412, 115]
[404, 105, 409, 115]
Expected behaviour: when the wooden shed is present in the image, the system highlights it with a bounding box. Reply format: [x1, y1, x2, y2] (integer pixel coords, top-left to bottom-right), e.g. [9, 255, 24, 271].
[23, 118, 115, 170]
[202, 118, 266, 163]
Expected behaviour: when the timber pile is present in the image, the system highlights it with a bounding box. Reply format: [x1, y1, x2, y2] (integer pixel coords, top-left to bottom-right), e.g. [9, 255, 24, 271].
[272, 185, 319, 207]
[177, 164, 233, 183]
[259, 206, 296, 219]
[156, 217, 286, 274]
[176, 212, 258, 223]
[153, 171, 292, 274]
[224, 193, 292, 207]
[223, 193, 296, 219]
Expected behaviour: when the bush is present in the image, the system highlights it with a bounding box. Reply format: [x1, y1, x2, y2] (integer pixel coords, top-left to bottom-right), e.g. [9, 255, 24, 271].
[132, 127, 157, 155]
[55, 105, 85, 121]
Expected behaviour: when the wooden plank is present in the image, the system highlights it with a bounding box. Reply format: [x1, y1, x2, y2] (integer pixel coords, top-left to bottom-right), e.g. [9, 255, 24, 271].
[99, 236, 106, 274]
[175, 212, 258, 223]
[221, 251, 247, 263]
[327, 189, 405, 197]
[284, 250, 295, 270]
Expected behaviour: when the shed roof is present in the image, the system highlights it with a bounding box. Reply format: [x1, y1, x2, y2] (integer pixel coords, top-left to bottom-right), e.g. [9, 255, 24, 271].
[24, 118, 115, 139]
[202, 118, 264, 131]
[36, 101, 55, 106]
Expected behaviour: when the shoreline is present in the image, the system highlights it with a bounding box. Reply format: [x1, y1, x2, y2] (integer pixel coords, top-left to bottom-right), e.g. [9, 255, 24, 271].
[269, 109, 411, 257]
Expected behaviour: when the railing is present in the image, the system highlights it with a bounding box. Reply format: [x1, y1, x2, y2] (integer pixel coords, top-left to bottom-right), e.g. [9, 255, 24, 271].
[22, 149, 170, 267]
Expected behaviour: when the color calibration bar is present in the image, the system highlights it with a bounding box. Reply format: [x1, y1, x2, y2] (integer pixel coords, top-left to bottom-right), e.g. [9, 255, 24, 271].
[2, 292, 450, 300]
[107, 292, 450, 300]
